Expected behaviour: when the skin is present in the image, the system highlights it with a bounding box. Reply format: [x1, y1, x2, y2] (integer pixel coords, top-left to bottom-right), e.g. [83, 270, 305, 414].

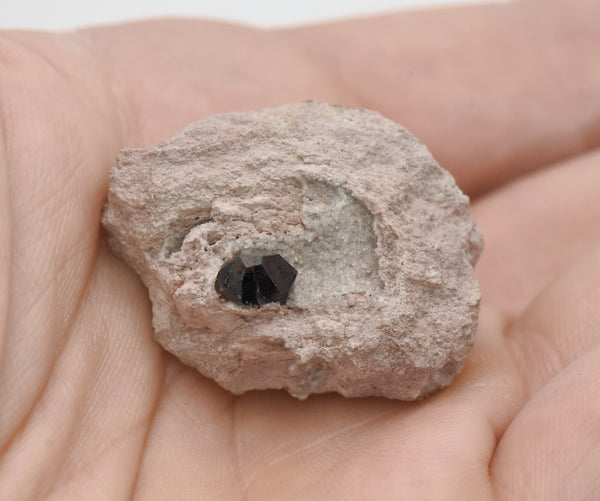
[1, 0, 599, 498]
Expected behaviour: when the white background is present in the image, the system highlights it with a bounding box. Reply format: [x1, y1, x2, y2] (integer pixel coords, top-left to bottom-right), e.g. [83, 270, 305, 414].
[3, 0, 494, 31]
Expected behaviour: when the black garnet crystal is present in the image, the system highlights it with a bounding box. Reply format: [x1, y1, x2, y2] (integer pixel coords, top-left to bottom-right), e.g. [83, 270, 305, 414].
[215, 253, 298, 307]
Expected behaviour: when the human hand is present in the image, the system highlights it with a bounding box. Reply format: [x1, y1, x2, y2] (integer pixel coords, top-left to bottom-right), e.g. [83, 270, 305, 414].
[1, 0, 599, 499]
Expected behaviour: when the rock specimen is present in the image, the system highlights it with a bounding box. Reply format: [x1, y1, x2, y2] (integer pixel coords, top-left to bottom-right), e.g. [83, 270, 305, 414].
[102, 101, 482, 400]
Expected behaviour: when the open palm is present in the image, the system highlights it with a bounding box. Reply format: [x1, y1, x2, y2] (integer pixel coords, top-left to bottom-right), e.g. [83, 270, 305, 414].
[1, 1, 599, 499]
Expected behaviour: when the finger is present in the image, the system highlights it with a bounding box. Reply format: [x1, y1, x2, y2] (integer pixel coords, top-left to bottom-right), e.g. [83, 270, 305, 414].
[501, 245, 600, 397]
[78, 20, 357, 148]
[284, 0, 600, 195]
[427, 245, 600, 498]
[491, 348, 600, 500]
[472, 148, 600, 318]
[417, 244, 600, 453]
[463, 245, 600, 494]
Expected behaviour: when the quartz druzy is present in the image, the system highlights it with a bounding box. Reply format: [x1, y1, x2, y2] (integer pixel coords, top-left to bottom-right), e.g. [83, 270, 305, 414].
[215, 253, 297, 306]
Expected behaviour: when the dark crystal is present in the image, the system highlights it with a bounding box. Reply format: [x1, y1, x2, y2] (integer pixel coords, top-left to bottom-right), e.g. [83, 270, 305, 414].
[215, 253, 297, 307]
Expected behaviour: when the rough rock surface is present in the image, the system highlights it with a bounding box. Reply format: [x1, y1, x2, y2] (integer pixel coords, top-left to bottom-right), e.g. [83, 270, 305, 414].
[102, 101, 482, 400]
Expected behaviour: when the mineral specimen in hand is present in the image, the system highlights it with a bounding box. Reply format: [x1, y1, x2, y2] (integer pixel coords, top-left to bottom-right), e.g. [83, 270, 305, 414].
[101, 101, 483, 400]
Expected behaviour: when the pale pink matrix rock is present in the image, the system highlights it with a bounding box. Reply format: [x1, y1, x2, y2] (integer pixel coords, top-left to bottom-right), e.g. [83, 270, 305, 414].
[102, 101, 482, 400]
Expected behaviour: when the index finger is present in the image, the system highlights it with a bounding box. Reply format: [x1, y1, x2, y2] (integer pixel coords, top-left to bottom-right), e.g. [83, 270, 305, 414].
[285, 0, 600, 195]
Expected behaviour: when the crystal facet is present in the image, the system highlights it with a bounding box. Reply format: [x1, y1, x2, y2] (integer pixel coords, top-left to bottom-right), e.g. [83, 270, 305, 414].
[215, 253, 297, 306]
